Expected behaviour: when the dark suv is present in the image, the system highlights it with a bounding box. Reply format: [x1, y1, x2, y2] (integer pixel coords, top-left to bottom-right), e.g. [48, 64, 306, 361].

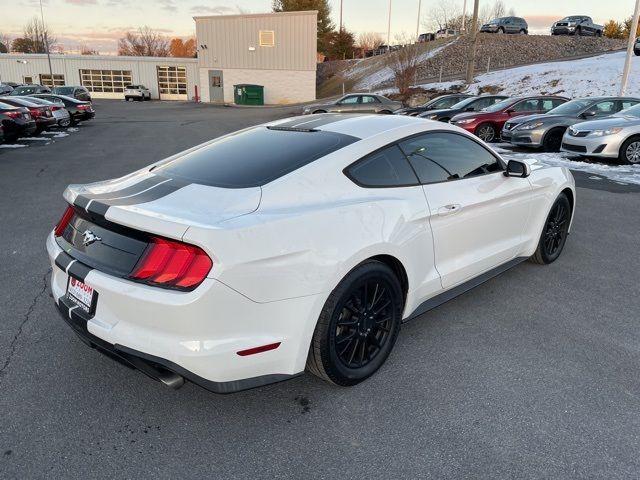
[480, 17, 528, 34]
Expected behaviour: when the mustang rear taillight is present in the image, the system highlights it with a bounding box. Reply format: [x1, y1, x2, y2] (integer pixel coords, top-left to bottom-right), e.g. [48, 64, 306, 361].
[4, 110, 22, 119]
[54, 205, 75, 237]
[77, 104, 90, 110]
[130, 237, 212, 290]
[28, 108, 42, 118]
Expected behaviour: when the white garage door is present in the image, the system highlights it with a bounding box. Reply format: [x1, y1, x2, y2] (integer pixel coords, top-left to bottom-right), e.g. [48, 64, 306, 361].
[157, 66, 188, 101]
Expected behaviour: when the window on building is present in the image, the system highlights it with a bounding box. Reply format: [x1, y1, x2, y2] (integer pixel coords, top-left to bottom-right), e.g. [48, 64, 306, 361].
[40, 74, 65, 87]
[79, 69, 132, 93]
[259, 30, 275, 47]
[23, 76, 33, 84]
[157, 66, 187, 96]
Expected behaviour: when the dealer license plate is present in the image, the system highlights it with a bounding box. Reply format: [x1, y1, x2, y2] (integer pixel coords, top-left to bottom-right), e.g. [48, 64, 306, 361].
[66, 276, 96, 313]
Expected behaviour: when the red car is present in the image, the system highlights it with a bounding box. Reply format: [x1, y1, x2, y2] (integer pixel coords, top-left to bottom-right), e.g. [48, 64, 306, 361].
[450, 96, 569, 142]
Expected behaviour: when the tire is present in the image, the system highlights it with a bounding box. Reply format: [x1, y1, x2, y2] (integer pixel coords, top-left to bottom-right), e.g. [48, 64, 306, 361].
[542, 128, 565, 152]
[596, 31, 602, 38]
[530, 193, 571, 265]
[312, 109, 327, 114]
[306, 260, 403, 386]
[497, 27, 505, 34]
[520, 29, 527, 35]
[575, 27, 582, 36]
[58, 117, 71, 128]
[618, 136, 640, 165]
[69, 114, 78, 126]
[475, 122, 497, 142]
[125, 96, 130, 102]
[379, 110, 392, 114]
[635, 49, 640, 57]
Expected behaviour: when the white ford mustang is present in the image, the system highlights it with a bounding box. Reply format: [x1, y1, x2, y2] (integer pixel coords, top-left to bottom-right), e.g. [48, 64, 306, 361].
[47, 114, 575, 393]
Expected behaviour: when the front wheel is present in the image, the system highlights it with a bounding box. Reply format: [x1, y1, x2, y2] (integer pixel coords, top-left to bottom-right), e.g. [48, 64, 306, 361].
[312, 109, 327, 114]
[497, 27, 505, 34]
[542, 128, 565, 152]
[306, 261, 403, 386]
[520, 29, 527, 35]
[530, 193, 571, 265]
[475, 122, 497, 142]
[619, 137, 640, 164]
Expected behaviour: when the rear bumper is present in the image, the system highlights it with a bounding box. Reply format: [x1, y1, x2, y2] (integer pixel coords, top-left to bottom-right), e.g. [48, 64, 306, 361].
[46, 232, 319, 393]
[36, 117, 57, 129]
[74, 111, 95, 121]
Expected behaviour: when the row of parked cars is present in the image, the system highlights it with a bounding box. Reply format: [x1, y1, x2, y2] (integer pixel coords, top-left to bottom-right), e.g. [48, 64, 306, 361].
[301, 92, 640, 164]
[0, 84, 95, 143]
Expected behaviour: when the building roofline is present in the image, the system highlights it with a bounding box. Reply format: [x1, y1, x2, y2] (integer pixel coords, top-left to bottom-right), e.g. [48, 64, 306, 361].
[193, 10, 318, 21]
[0, 53, 197, 62]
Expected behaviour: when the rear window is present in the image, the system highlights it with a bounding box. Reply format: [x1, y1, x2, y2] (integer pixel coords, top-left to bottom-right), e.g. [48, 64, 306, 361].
[126, 85, 139, 89]
[155, 127, 359, 188]
[54, 87, 74, 95]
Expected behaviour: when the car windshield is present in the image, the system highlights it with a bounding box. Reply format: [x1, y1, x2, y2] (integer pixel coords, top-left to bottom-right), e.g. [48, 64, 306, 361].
[547, 99, 593, 115]
[54, 87, 75, 95]
[482, 98, 516, 112]
[615, 104, 640, 118]
[449, 97, 477, 109]
[562, 16, 583, 22]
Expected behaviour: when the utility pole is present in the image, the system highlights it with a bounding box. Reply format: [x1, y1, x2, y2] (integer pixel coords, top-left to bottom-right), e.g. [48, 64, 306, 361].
[339, 0, 343, 31]
[620, 0, 640, 96]
[387, 0, 392, 53]
[39, 0, 53, 87]
[462, 0, 468, 32]
[465, 0, 480, 85]
[416, 0, 422, 41]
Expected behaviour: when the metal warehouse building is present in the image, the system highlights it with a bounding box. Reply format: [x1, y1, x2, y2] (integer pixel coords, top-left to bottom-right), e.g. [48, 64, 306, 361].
[0, 10, 317, 104]
[0, 54, 198, 100]
[194, 10, 318, 104]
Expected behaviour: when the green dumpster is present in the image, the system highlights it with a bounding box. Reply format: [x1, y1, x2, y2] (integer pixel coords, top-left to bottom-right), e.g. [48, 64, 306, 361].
[233, 84, 264, 105]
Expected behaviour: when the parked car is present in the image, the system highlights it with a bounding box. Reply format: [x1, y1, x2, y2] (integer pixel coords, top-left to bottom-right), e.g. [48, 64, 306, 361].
[124, 85, 151, 101]
[0, 101, 37, 141]
[417, 95, 508, 122]
[0, 83, 14, 95]
[302, 94, 402, 115]
[417, 32, 436, 43]
[394, 94, 474, 116]
[30, 94, 95, 125]
[52, 85, 92, 102]
[480, 17, 528, 34]
[551, 16, 603, 36]
[635, 37, 640, 56]
[23, 96, 72, 127]
[502, 97, 640, 151]
[450, 96, 568, 142]
[0, 96, 56, 133]
[561, 103, 640, 164]
[47, 114, 575, 393]
[435, 28, 458, 38]
[9, 85, 52, 96]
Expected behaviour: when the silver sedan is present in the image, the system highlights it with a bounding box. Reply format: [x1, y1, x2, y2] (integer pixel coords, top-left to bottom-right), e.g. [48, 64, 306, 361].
[560, 105, 640, 164]
[302, 93, 402, 115]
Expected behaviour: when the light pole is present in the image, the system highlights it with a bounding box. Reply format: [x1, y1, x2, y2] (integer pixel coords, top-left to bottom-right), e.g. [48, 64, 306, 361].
[387, 0, 392, 53]
[462, 0, 468, 32]
[465, 0, 480, 84]
[339, 0, 343, 31]
[416, 0, 422, 41]
[39, 0, 54, 87]
[620, 0, 640, 96]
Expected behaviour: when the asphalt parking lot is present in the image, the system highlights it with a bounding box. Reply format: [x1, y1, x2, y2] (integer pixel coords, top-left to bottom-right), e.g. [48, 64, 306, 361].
[1, 100, 640, 479]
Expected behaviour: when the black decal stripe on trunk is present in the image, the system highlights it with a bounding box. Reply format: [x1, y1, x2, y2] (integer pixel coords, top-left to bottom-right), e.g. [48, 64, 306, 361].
[55, 251, 93, 282]
[81, 176, 167, 201]
[275, 114, 361, 131]
[55, 251, 74, 272]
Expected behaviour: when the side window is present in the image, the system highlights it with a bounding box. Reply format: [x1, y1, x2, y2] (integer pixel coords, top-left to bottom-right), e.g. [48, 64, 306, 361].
[399, 132, 502, 184]
[551, 98, 566, 109]
[594, 101, 616, 115]
[512, 99, 540, 112]
[437, 96, 462, 108]
[470, 97, 495, 110]
[620, 100, 639, 111]
[346, 145, 419, 188]
[361, 96, 381, 104]
[340, 96, 360, 105]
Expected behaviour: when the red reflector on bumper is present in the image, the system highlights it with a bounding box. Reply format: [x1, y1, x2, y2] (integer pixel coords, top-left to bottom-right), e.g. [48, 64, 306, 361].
[236, 342, 281, 356]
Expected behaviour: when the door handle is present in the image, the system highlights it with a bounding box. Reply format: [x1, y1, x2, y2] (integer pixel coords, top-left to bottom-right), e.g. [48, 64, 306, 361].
[437, 204, 462, 216]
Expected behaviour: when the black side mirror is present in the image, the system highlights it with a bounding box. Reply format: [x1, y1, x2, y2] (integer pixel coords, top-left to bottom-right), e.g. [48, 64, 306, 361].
[581, 110, 596, 118]
[504, 159, 531, 178]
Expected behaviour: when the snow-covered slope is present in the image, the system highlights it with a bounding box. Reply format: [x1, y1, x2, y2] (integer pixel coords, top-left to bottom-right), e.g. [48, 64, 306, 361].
[422, 51, 640, 98]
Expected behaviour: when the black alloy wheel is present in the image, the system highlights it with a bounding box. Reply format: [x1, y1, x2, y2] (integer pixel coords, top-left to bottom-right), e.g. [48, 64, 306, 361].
[531, 193, 571, 264]
[307, 261, 402, 386]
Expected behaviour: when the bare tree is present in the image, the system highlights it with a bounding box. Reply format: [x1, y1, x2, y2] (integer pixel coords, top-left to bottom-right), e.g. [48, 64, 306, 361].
[387, 33, 423, 95]
[423, 0, 460, 31]
[357, 32, 385, 50]
[23, 17, 56, 54]
[118, 26, 169, 57]
[492, 0, 506, 19]
[80, 44, 99, 55]
[507, 7, 516, 17]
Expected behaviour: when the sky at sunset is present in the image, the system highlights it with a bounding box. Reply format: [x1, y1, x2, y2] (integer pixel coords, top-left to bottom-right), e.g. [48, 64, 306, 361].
[2, 0, 638, 54]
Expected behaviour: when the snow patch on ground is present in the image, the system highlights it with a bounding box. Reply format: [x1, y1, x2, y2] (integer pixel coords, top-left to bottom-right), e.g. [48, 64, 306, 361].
[415, 51, 640, 98]
[346, 44, 450, 91]
[500, 148, 640, 185]
[0, 144, 27, 149]
[18, 137, 49, 141]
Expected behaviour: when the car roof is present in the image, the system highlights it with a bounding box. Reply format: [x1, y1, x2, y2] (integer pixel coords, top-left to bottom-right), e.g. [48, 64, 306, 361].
[267, 114, 459, 140]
